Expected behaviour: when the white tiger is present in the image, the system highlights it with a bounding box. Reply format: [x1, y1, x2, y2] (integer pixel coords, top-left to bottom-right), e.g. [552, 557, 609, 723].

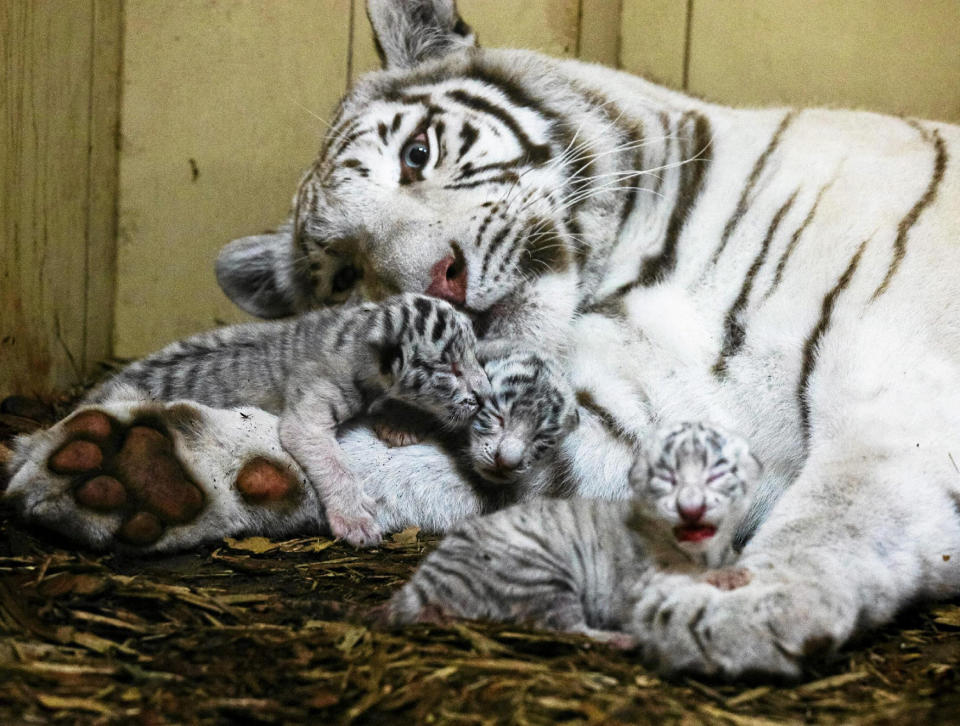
[5, 0, 960, 679]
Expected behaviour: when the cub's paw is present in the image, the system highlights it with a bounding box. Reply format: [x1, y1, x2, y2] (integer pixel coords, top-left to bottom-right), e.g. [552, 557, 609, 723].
[469, 351, 578, 483]
[372, 422, 424, 448]
[4, 402, 320, 551]
[326, 496, 382, 548]
[703, 567, 752, 590]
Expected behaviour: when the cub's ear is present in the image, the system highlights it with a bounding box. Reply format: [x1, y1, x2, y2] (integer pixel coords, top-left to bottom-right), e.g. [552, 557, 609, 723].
[215, 226, 310, 319]
[367, 0, 476, 70]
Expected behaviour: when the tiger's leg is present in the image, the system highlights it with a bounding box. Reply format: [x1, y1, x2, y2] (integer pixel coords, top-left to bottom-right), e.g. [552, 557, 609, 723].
[3, 400, 323, 550]
[628, 350, 960, 677]
[4, 400, 486, 551]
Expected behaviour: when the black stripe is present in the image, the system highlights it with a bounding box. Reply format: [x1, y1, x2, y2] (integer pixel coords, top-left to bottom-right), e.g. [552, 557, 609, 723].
[377, 122, 388, 143]
[458, 122, 479, 161]
[444, 172, 518, 190]
[481, 226, 513, 277]
[871, 127, 948, 300]
[710, 111, 796, 264]
[574, 390, 637, 446]
[391, 112, 403, 133]
[797, 238, 869, 438]
[713, 190, 798, 377]
[430, 308, 447, 342]
[412, 296, 432, 337]
[446, 89, 551, 164]
[637, 111, 713, 286]
[454, 157, 526, 181]
[763, 179, 836, 300]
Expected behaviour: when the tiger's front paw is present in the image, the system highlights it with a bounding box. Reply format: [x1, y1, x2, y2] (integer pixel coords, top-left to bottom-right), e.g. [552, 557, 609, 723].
[469, 350, 578, 483]
[628, 571, 850, 678]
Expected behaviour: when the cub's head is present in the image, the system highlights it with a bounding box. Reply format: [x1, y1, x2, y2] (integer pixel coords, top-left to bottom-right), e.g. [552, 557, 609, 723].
[629, 423, 761, 555]
[469, 352, 579, 483]
[216, 0, 585, 332]
[375, 294, 490, 428]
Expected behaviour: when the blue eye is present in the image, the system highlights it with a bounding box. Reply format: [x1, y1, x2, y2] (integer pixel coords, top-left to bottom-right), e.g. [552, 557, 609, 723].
[401, 131, 430, 172]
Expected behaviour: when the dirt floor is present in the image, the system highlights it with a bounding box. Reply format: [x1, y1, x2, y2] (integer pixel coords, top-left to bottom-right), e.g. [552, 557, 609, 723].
[3, 394, 960, 725]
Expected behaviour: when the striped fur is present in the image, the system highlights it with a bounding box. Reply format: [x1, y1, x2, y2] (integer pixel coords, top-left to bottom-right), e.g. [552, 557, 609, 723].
[91, 293, 490, 546]
[389, 423, 759, 640]
[8, 0, 960, 678]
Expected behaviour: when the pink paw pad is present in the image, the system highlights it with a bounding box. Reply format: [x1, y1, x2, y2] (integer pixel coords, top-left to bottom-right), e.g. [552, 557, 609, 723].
[235, 457, 299, 504]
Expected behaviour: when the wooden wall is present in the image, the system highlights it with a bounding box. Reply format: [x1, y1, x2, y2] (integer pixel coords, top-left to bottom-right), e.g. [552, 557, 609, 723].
[1, 1, 121, 396]
[2, 1, 958, 388]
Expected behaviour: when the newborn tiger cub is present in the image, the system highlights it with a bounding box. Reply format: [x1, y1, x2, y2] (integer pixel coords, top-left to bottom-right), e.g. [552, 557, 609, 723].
[627, 422, 761, 590]
[469, 351, 579, 484]
[90, 294, 490, 547]
[386, 422, 760, 642]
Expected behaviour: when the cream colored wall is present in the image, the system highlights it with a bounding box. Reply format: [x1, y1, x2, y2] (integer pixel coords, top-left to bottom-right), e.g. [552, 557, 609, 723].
[1, 0, 121, 395]
[108, 1, 960, 361]
[620, 0, 960, 123]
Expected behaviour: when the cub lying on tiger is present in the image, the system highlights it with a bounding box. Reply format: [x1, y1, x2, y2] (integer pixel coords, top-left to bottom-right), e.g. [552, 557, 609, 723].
[7, 0, 960, 678]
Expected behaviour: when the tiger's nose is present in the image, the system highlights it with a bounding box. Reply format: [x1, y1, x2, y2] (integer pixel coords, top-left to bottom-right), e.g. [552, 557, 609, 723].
[677, 500, 707, 523]
[494, 437, 524, 471]
[425, 247, 467, 306]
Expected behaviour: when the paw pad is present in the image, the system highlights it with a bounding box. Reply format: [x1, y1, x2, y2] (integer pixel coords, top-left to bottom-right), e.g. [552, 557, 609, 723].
[235, 457, 298, 504]
[45, 411, 206, 546]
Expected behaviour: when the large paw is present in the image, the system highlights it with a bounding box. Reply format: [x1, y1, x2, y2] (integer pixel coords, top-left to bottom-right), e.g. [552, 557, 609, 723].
[627, 571, 852, 679]
[4, 402, 322, 551]
[372, 422, 424, 448]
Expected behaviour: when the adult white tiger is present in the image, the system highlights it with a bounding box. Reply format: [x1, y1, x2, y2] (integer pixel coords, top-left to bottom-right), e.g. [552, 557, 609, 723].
[5, 0, 960, 678]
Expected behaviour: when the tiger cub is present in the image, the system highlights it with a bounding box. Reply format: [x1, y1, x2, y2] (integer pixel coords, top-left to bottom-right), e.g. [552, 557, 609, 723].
[89, 293, 491, 547]
[469, 351, 579, 484]
[387, 423, 759, 641]
[627, 422, 761, 589]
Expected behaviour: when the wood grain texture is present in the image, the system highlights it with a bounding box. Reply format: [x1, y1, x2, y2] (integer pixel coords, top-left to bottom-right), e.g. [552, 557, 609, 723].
[0, 0, 121, 395]
[114, 1, 351, 358]
[688, 0, 960, 122]
[619, 0, 690, 89]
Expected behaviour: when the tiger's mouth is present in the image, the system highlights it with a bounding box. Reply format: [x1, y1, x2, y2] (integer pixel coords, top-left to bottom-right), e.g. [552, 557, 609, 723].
[674, 524, 717, 543]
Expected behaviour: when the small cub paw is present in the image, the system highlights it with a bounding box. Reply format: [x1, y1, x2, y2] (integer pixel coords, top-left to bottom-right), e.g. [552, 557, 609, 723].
[328, 510, 382, 548]
[703, 567, 752, 591]
[372, 422, 424, 448]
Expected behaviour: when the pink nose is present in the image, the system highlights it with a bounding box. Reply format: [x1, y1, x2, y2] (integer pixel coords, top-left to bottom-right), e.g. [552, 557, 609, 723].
[677, 501, 707, 523]
[425, 251, 467, 306]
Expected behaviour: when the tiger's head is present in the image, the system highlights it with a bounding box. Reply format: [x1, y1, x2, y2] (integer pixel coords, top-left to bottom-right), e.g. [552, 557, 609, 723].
[216, 0, 607, 338]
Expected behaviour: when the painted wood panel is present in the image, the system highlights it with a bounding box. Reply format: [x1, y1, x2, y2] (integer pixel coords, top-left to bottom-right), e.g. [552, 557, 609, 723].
[0, 0, 121, 395]
[687, 0, 960, 123]
[115, 1, 351, 358]
[618, 0, 690, 89]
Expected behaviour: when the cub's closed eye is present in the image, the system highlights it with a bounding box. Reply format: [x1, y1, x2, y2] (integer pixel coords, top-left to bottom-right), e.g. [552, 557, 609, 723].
[400, 131, 430, 183]
[332, 265, 360, 293]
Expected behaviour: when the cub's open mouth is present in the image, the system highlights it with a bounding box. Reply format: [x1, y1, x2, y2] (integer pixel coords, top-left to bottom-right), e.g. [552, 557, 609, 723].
[674, 524, 717, 542]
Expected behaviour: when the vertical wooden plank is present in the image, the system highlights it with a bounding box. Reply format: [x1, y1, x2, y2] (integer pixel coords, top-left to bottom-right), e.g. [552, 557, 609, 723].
[351, 0, 583, 83]
[687, 0, 960, 122]
[115, 1, 352, 359]
[618, 0, 689, 88]
[84, 0, 122, 375]
[0, 1, 107, 395]
[578, 0, 622, 67]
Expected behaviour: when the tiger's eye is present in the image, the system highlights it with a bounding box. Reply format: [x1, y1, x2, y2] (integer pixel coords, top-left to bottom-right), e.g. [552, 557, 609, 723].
[402, 140, 429, 169]
[332, 265, 359, 293]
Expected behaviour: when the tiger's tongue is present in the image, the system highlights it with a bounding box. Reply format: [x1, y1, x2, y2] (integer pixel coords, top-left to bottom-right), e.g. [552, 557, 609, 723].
[674, 524, 717, 542]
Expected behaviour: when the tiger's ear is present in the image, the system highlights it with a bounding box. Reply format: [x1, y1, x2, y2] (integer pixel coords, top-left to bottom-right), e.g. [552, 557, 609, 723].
[215, 226, 311, 319]
[366, 0, 476, 70]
